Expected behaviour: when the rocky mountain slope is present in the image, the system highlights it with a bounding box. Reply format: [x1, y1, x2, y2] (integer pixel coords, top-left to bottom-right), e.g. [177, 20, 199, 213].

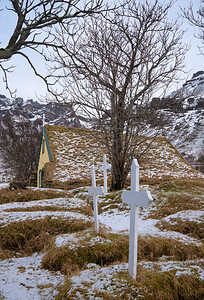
[151, 70, 204, 160]
[0, 70, 203, 162]
[0, 95, 88, 128]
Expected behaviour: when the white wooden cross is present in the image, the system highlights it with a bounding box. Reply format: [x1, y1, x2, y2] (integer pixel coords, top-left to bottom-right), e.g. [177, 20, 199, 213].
[43, 113, 45, 127]
[99, 154, 111, 194]
[121, 159, 153, 280]
[88, 164, 104, 232]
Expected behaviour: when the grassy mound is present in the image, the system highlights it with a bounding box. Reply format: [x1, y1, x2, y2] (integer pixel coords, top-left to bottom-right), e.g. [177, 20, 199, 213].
[157, 219, 204, 240]
[119, 267, 204, 300]
[55, 265, 204, 299]
[42, 234, 129, 274]
[0, 216, 93, 259]
[0, 188, 70, 204]
[149, 180, 204, 219]
[42, 234, 204, 275]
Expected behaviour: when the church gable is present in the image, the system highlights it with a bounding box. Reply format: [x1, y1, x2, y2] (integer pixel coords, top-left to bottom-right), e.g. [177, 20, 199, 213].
[37, 126, 53, 187]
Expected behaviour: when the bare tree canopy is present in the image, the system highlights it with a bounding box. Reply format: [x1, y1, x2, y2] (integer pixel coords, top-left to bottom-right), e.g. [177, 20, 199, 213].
[0, 116, 41, 183]
[0, 0, 104, 94]
[48, 0, 188, 189]
[182, 0, 204, 52]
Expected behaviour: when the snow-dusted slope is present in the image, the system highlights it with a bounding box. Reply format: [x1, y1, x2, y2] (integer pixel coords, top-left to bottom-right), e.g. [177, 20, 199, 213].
[154, 71, 204, 159]
[0, 94, 88, 128]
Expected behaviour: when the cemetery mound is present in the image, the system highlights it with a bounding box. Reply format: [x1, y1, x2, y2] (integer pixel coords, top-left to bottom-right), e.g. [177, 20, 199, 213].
[41, 124, 203, 189]
[0, 177, 203, 299]
[0, 124, 203, 299]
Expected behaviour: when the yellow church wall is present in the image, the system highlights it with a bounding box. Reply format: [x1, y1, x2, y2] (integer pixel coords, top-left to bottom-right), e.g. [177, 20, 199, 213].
[37, 134, 51, 187]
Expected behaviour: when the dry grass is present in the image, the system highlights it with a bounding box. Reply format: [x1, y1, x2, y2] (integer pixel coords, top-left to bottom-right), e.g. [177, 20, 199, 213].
[42, 234, 204, 275]
[0, 216, 93, 259]
[149, 180, 204, 219]
[117, 266, 204, 300]
[4, 204, 93, 216]
[157, 219, 204, 240]
[3, 206, 71, 212]
[42, 234, 129, 275]
[149, 193, 203, 219]
[0, 188, 69, 204]
[43, 178, 92, 190]
[156, 179, 204, 193]
[98, 191, 124, 213]
[55, 264, 204, 299]
[138, 236, 204, 261]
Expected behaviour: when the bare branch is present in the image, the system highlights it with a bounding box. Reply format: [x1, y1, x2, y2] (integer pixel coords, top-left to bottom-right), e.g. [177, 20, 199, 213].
[0, 0, 106, 95]
[47, 0, 188, 189]
[181, 0, 204, 53]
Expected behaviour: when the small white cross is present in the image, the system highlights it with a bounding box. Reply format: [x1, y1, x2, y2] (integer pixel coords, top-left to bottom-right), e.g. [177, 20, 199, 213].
[88, 164, 104, 232]
[99, 154, 111, 194]
[121, 159, 153, 280]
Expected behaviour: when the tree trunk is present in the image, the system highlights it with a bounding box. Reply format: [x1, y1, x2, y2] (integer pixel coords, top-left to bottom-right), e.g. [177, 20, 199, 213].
[110, 98, 126, 190]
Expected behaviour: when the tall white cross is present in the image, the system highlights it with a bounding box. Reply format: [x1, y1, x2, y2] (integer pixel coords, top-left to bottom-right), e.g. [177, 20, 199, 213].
[121, 159, 153, 280]
[88, 164, 104, 232]
[43, 113, 45, 127]
[99, 154, 111, 194]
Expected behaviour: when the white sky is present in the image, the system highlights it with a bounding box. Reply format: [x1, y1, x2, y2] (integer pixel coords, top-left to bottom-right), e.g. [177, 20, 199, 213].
[0, 0, 203, 101]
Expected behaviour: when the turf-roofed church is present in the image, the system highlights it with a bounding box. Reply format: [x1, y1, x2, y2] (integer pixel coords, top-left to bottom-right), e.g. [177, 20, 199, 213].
[35, 120, 203, 189]
[37, 116, 53, 187]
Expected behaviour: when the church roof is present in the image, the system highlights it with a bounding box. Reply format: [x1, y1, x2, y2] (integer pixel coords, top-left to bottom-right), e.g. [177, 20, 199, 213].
[40, 125, 204, 188]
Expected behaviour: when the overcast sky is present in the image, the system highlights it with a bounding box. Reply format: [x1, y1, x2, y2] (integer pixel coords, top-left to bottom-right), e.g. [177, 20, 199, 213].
[0, 0, 203, 101]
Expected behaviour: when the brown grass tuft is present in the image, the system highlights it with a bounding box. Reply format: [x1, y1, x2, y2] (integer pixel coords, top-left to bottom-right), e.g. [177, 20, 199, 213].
[157, 219, 204, 240]
[149, 179, 204, 219]
[138, 236, 204, 261]
[118, 266, 204, 300]
[55, 264, 204, 299]
[4, 204, 93, 216]
[0, 217, 93, 259]
[0, 188, 69, 204]
[42, 234, 204, 275]
[42, 234, 129, 274]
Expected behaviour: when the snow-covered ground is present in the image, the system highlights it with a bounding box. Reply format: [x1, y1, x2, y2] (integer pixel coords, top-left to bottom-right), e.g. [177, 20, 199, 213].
[0, 254, 64, 300]
[0, 183, 203, 299]
[0, 183, 9, 189]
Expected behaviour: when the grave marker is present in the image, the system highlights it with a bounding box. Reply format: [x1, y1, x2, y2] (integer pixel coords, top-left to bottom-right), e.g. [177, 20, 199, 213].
[43, 113, 45, 127]
[88, 164, 103, 232]
[121, 159, 153, 280]
[99, 154, 111, 194]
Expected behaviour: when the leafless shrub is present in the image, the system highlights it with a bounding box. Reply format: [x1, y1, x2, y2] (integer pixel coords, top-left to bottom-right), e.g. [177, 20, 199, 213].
[0, 116, 41, 183]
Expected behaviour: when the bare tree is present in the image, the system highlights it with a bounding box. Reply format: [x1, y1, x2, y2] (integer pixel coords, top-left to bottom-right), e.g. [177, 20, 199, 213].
[0, 115, 41, 183]
[48, 0, 188, 190]
[0, 0, 104, 95]
[182, 0, 204, 53]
